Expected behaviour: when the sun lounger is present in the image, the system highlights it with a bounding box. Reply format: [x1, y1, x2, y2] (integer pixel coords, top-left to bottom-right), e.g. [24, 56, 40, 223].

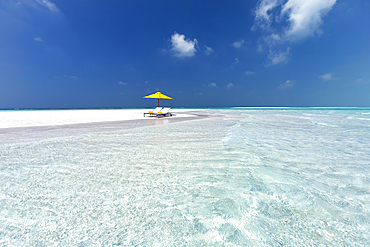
[144, 107, 162, 117]
[155, 107, 172, 117]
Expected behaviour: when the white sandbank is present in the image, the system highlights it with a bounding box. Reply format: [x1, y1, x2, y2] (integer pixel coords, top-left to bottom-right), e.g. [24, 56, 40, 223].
[0, 109, 204, 129]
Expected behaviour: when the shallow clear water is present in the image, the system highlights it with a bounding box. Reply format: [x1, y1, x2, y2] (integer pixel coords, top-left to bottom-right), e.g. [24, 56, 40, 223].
[1, 108, 370, 246]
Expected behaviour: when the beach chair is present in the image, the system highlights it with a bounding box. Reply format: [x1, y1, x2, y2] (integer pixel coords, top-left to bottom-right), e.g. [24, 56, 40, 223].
[155, 107, 172, 117]
[144, 107, 162, 117]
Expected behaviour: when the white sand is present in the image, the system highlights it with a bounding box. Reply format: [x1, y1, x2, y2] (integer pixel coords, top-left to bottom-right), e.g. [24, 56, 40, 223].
[0, 109, 203, 128]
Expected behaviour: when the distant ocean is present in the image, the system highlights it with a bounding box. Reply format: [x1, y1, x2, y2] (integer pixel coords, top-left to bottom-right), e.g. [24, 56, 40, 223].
[1, 108, 370, 246]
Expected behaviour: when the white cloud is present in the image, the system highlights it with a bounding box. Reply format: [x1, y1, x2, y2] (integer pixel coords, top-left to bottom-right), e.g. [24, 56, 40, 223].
[282, 0, 337, 41]
[232, 39, 245, 49]
[227, 83, 234, 89]
[319, 72, 333, 81]
[118, 81, 127, 85]
[257, 42, 264, 52]
[171, 32, 198, 58]
[208, 83, 217, 87]
[266, 47, 290, 65]
[253, 0, 279, 31]
[253, 0, 337, 42]
[253, 0, 336, 65]
[205, 45, 214, 55]
[245, 71, 255, 75]
[34, 37, 43, 42]
[233, 58, 239, 64]
[36, 0, 59, 12]
[278, 79, 295, 89]
[263, 33, 282, 46]
[356, 78, 368, 84]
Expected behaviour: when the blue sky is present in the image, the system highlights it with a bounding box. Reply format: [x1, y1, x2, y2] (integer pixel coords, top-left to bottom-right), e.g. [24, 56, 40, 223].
[1, 0, 369, 108]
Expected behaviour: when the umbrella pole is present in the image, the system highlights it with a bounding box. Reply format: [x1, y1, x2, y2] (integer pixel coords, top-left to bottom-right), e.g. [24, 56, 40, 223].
[158, 98, 159, 107]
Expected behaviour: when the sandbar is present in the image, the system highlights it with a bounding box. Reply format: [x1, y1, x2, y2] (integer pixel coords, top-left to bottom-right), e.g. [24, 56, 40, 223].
[0, 109, 208, 144]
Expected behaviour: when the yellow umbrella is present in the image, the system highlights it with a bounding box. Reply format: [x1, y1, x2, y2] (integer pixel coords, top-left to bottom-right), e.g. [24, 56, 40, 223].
[143, 91, 173, 107]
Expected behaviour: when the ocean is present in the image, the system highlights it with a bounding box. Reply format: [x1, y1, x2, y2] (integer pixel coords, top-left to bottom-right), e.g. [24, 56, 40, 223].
[1, 108, 370, 246]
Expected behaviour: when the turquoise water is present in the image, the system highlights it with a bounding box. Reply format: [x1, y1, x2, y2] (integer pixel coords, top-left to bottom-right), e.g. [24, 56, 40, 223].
[1, 108, 370, 246]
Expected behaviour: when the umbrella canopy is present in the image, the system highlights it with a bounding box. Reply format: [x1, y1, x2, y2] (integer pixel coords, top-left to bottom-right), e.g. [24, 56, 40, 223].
[143, 92, 173, 107]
